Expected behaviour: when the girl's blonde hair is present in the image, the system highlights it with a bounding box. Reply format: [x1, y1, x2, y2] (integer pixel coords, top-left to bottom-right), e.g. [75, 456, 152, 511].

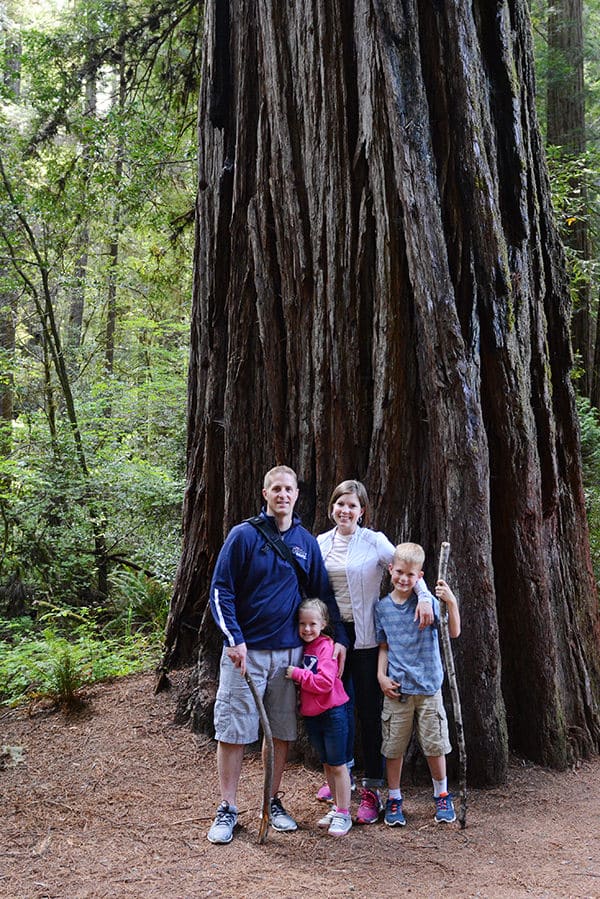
[298, 597, 330, 626]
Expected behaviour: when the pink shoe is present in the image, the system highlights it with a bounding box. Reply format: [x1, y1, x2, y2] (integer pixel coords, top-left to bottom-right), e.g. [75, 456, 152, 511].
[355, 788, 383, 824]
[316, 783, 333, 802]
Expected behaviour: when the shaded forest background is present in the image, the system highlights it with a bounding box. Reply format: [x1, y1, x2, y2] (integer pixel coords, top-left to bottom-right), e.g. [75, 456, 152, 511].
[1, 0, 600, 777]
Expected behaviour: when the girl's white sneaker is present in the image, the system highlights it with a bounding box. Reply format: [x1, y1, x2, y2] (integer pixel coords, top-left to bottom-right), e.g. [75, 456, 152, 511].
[328, 810, 352, 837]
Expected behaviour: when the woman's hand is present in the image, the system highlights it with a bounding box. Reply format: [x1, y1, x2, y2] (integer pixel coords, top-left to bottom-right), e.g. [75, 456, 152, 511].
[414, 598, 434, 629]
[333, 642, 347, 677]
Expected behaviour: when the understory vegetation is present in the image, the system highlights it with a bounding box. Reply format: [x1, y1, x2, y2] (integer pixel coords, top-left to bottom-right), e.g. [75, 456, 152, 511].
[0, 0, 197, 706]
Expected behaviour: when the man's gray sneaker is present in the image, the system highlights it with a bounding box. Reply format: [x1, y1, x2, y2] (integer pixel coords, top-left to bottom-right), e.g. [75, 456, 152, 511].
[269, 795, 298, 832]
[207, 801, 238, 844]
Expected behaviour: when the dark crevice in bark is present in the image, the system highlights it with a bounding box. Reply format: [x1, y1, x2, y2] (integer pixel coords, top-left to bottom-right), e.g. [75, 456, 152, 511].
[209, 0, 230, 128]
[476, 6, 529, 246]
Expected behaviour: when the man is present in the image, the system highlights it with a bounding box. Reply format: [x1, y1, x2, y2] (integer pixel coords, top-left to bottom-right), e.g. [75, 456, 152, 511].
[207, 465, 348, 844]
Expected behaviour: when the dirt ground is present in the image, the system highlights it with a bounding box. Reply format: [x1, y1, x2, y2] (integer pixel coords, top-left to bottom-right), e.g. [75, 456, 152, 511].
[1, 671, 599, 899]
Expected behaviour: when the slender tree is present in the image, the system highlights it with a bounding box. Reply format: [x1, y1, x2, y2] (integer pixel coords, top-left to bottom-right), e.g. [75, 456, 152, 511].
[0, 279, 16, 461]
[162, 0, 600, 786]
[0, 7, 21, 469]
[67, 74, 96, 355]
[105, 56, 126, 383]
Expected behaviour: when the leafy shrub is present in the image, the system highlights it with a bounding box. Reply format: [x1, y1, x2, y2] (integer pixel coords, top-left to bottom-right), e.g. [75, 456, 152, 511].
[107, 569, 171, 635]
[0, 606, 163, 707]
[577, 396, 600, 585]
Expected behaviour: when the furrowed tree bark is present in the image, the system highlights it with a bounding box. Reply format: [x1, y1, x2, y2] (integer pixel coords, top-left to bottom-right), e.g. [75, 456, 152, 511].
[162, 0, 600, 785]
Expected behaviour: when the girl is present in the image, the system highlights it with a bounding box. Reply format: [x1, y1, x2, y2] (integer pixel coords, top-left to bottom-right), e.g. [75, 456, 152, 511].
[286, 598, 352, 836]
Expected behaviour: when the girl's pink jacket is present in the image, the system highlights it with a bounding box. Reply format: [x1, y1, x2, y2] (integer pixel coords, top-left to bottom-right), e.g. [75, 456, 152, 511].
[289, 634, 349, 716]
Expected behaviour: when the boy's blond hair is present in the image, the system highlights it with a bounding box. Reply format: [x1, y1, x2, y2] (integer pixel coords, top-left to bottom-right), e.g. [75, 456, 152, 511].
[393, 542, 425, 568]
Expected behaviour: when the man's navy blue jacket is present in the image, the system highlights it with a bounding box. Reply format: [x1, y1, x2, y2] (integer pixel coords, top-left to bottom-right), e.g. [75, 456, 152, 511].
[210, 510, 348, 649]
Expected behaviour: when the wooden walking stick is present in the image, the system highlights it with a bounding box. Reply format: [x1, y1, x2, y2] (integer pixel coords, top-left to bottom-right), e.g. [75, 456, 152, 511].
[244, 671, 274, 844]
[437, 541, 467, 828]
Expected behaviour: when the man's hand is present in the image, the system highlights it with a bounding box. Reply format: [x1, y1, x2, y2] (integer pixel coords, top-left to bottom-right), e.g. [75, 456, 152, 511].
[333, 642, 347, 677]
[226, 642, 248, 675]
[415, 598, 434, 629]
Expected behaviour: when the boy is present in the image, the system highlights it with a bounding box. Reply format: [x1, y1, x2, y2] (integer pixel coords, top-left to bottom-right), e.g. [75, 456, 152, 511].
[375, 542, 460, 826]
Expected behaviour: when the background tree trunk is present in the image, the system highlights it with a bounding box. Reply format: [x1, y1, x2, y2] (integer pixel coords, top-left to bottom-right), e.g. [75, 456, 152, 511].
[163, 0, 600, 786]
[592, 317, 600, 407]
[67, 76, 96, 356]
[547, 0, 593, 397]
[105, 59, 126, 387]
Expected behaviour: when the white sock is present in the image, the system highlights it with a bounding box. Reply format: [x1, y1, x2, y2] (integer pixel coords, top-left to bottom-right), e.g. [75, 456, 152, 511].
[388, 788, 402, 800]
[432, 777, 447, 797]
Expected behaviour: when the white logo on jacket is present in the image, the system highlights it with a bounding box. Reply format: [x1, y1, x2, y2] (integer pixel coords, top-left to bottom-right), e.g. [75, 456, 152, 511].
[302, 654, 318, 672]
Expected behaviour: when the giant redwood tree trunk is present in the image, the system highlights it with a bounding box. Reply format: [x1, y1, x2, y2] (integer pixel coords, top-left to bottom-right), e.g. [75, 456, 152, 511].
[162, 0, 600, 786]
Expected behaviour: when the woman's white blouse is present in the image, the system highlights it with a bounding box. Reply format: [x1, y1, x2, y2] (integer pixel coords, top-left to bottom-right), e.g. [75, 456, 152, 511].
[318, 526, 396, 649]
[317, 526, 432, 649]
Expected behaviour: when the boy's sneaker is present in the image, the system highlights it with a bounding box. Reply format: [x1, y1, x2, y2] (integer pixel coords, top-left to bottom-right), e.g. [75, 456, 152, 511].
[384, 797, 406, 827]
[269, 794, 298, 832]
[434, 792, 456, 823]
[317, 806, 337, 828]
[328, 810, 353, 837]
[316, 782, 333, 802]
[355, 787, 383, 824]
[207, 801, 238, 844]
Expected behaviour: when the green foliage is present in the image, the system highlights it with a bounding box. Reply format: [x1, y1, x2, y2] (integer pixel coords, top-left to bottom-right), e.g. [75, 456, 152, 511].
[577, 396, 600, 584]
[0, 603, 163, 707]
[0, 403, 184, 603]
[545, 144, 600, 310]
[108, 569, 171, 634]
[48, 647, 84, 708]
[0, 0, 197, 612]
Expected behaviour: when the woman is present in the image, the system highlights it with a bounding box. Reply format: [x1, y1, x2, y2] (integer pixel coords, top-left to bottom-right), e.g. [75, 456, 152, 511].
[316, 479, 434, 824]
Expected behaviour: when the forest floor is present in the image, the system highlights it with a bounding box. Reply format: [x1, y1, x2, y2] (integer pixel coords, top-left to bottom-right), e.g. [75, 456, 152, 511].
[1, 671, 599, 899]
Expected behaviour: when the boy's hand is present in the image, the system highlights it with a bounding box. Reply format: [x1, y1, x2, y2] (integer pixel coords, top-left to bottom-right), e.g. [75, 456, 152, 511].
[285, 666, 295, 679]
[378, 673, 402, 699]
[435, 579, 457, 606]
